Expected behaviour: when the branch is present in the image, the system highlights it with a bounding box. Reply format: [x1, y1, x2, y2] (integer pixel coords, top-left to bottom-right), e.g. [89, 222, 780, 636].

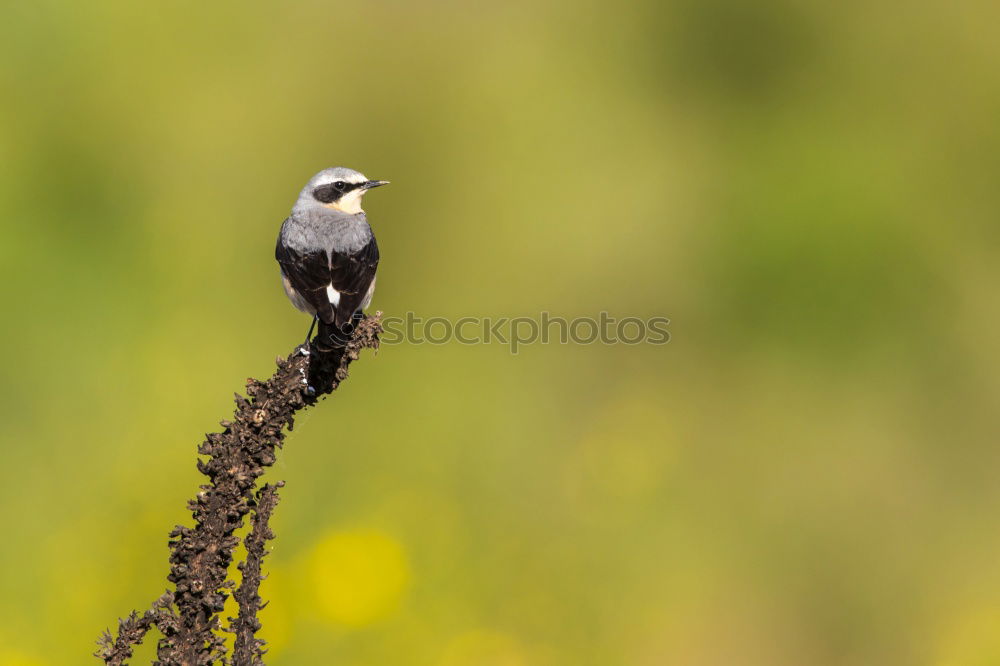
[95, 592, 177, 665]
[97, 314, 383, 665]
[230, 482, 282, 664]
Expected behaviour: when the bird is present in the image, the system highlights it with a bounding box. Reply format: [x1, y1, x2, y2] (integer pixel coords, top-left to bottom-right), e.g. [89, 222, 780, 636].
[275, 167, 388, 351]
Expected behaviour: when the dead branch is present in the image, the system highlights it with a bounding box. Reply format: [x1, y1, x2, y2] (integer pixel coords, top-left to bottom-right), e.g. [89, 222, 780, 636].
[96, 314, 383, 665]
[230, 482, 283, 664]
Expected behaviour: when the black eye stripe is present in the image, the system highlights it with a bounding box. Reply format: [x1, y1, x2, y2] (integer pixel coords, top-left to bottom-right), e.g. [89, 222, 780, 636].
[313, 181, 363, 203]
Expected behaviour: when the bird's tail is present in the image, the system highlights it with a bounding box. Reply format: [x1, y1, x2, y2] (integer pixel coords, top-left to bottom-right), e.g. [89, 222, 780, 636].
[314, 313, 362, 351]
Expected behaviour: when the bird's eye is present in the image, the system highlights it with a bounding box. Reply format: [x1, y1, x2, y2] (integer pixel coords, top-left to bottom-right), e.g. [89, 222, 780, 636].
[334, 181, 347, 191]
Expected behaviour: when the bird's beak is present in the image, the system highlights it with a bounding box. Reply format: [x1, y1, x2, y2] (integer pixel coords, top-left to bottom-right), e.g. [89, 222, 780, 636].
[362, 180, 390, 190]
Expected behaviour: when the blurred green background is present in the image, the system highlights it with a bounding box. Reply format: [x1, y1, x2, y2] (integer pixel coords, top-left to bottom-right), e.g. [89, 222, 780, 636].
[2, 0, 999, 664]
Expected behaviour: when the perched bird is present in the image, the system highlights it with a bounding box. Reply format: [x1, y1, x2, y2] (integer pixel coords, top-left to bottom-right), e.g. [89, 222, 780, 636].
[275, 167, 388, 350]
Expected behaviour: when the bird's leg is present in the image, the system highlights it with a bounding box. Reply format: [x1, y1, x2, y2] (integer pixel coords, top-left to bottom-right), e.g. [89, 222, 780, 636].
[298, 315, 318, 356]
[306, 315, 318, 342]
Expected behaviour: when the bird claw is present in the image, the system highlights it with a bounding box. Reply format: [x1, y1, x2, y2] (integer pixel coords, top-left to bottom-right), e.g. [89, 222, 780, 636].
[298, 368, 317, 396]
[299, 368, 316, 396]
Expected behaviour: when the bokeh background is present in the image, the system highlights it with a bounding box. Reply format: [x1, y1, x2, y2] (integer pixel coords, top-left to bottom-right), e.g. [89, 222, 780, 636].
[2, 0, 999, 664]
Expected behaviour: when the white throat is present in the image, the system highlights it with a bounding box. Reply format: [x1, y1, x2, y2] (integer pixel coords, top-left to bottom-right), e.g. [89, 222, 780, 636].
[325, 189, 365, 214]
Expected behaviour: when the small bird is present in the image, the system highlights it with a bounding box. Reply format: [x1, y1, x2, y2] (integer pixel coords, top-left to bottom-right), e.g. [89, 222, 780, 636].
[275, 167, 388, 350]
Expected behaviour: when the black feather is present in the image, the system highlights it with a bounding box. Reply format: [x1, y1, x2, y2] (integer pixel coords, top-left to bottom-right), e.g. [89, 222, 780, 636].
[275, 234, 379, 328]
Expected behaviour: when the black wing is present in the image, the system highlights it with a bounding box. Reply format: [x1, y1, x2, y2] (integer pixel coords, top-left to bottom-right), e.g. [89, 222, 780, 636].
[275, 239, 337, 324]
[328, 236, 379, 327]
[276, 234, 379, 327]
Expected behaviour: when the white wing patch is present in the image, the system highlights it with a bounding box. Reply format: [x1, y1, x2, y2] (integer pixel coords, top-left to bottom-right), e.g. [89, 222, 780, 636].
[326, 284, 341, 306]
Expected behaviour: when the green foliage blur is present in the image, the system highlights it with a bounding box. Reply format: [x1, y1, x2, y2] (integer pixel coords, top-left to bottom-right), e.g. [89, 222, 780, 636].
[2, 0, 999, 664]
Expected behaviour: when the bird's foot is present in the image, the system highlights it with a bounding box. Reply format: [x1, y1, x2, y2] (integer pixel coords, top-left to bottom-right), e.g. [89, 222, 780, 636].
[297, 366, 316, 395]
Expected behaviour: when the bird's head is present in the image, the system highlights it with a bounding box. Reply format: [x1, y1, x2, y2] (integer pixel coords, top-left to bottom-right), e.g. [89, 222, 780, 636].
[295, 167, 389, 215]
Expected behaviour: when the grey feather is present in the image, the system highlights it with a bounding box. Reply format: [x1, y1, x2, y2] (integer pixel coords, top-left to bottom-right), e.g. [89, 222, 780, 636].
[279, 207, 373, 257]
